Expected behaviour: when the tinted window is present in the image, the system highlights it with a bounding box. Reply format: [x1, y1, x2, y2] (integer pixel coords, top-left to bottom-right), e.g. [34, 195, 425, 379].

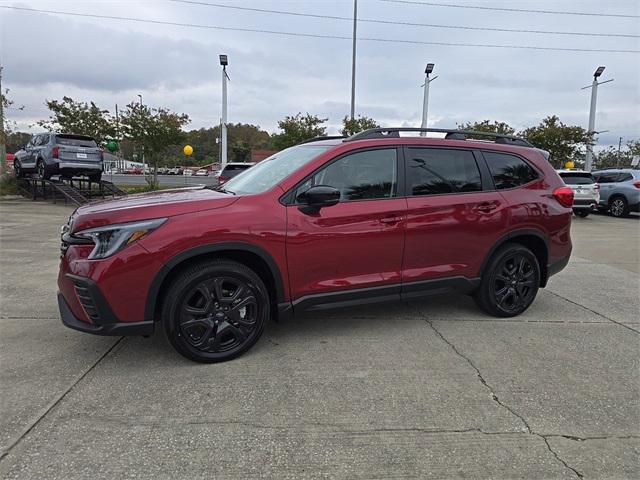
[406, 148, 481, 195]
[39, 134, 50, 145]
[617, 173, 633, 182]
[594, 172, 617, 183]
[55, 135, 98, 147]
[559, 172, 595, 185]
[31, 135, 42, 146]
[484, 151, 538, 189]
[303, 148, 397, 201]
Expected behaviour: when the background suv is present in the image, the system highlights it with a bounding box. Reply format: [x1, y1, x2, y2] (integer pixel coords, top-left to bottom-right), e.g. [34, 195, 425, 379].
[58, 128, 573, 363]
[557, 170, 599, 217]
[14, 133, 104, 182]
[592, 168, 640, 217]
[217, 162, 255, 184]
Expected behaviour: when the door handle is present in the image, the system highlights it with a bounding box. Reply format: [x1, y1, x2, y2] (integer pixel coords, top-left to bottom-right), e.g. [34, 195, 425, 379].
[476, 202, 499, 213]
[380, 216, 403, 225]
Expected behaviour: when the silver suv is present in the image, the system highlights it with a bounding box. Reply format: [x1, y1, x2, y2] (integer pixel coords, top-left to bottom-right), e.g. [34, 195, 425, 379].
[557, 170, 600, 218]
[14, 133, 103, 182]
[592, 168, 640, 218]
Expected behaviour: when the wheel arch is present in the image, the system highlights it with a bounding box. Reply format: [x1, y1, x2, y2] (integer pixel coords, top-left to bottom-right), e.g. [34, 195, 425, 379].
[480, 229, 550, 287]
[145, 242, 286, 322]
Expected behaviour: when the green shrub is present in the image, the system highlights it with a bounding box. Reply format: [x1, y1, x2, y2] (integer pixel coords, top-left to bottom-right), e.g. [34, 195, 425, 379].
[0, 174, 18, 196]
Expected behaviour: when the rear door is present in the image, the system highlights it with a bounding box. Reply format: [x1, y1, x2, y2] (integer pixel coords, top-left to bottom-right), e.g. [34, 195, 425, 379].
[402, 147, 509, 292]
[285, 147, 406, 306]
[594, 172, 619, 204]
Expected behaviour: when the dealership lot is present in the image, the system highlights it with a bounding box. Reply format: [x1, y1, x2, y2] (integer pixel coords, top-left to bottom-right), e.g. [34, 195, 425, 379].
[0, 198, 638, 479]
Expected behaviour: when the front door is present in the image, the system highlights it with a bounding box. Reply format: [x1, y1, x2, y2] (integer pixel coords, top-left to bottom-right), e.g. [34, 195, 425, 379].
[286, 147, 407, 307]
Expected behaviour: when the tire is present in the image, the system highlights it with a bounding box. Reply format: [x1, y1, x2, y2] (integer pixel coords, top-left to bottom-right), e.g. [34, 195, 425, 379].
[88, 172, 102, 183]
[14, 160, 24, 178]
[609, 196, 629, 218]
[474, 243, 540, 318]
[161, 259, 269, 363]
[37, 159, 51, 180]
[574, 210, 589, 218]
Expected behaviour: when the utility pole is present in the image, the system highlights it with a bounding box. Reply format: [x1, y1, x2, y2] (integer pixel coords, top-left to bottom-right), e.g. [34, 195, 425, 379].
[115, 103, 120, 172]
[350, 0, 358, 121]
[0, 65, 6, 176]
[582, 66, 613, 171]
[420, 63, 437, 136]
[219, 55, 229, 167]
[617, 136, 623, 167]
[137, 94, 146, 174]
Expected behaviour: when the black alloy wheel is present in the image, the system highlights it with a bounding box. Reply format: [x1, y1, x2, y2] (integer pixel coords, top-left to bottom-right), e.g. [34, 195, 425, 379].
[475, 243, 540, 317]
[162, 260, 269, 363]
[609, 197, 628, 218]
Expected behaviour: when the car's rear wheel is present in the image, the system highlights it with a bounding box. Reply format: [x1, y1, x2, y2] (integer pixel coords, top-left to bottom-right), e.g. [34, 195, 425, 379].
[37, 159, 51, 180]
[475, 243, 540, 317]
[14, 160, 24, 178]
[609, 196, 628, 218]
[161, 260, 269, 363]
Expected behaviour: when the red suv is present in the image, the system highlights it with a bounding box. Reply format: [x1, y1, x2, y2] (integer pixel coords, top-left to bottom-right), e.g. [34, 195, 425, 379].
[58, 128, 573, 363]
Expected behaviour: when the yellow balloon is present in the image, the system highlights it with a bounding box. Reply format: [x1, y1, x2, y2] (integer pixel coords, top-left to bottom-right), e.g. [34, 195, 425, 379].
[565, 161, 574, 169]
[183, 145, 193, 156]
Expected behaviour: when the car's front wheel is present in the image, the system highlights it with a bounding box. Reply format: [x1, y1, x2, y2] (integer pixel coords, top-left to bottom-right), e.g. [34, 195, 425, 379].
[609, 196, 629, 218]
[475, 243, 540, 317]
[161, 260, 269, 363]
[37, 159, 51, 180]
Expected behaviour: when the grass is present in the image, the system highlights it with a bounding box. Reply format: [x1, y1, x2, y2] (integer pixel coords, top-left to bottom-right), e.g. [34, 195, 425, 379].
[0, 174, 18, 196]
[118, 184, 176, 194]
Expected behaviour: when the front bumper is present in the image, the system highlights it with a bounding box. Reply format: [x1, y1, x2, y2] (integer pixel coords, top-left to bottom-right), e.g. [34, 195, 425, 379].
[58, 291, 153, 336]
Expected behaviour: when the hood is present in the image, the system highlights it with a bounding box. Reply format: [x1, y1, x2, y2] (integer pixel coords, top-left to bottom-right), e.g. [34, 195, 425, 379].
[70, 187, 238, 232]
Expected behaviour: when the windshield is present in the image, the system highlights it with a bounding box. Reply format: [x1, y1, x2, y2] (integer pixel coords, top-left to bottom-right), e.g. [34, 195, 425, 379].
[55, 135, 98, 148]
[222, 145, 330, 195]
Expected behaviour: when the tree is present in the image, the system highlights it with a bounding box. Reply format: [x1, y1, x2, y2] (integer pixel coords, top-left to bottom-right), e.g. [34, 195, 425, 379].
[271, 113, 327, 150]
[520, 116, 592, 169]
[119, 102, 190, 187]
[457, 120, 516, 137]
[38, 96, 116, 145]
[341, 115, 379, 136]
[595, 139, 639, 169]
[230, 140, 251, 162]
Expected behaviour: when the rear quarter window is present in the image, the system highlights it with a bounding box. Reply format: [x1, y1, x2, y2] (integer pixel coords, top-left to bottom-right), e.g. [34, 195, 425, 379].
[483, 151, 539, 189]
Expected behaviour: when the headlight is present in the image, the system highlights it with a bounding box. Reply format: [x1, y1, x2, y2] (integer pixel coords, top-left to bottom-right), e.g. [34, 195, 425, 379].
[75, 218, 167, 260]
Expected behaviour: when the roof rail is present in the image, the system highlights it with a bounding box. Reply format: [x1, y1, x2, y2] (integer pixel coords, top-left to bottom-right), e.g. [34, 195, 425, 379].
[298, 135, 347, 145]
[345, 127, 534, 148]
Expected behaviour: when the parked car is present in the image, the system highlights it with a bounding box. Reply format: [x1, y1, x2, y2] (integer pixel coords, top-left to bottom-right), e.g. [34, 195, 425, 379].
[157, 167, 169, 175]
[218, 162, 256, 184]
[167, 167, 183, 175]
[58, 128, 573, 363]
[556, 170, 599, 217]
[125, 167, 143, 175]
[183, 169, 194, 176]
[195, 169, 209, 176]
[592, 168, 640, 217]
[14, 133, 103, 182]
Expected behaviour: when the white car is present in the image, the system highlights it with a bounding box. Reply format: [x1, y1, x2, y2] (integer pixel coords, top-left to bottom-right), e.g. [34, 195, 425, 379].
[183, 169, 194, 176]
[557, 170, 600, 218]
[195, 169, 209, 176]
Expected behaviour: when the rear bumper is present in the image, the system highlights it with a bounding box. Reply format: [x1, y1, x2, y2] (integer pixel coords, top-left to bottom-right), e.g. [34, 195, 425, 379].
[547, 254, 571, 279]
[572, 198, 597, 210]
[58, 291, 153, 336]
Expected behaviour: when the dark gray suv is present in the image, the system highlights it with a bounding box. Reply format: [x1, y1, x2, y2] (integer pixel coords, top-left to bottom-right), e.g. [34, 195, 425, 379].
[14, 133, 103, 182]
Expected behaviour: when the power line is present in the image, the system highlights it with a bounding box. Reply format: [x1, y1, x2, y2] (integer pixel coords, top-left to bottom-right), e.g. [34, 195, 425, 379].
[1, 5, 638, 54]
[170, 0, 639, 38]
[379, 0, 640, 19]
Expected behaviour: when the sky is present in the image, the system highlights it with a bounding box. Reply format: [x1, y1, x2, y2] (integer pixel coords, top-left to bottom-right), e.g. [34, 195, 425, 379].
[1, 0, 639, 149]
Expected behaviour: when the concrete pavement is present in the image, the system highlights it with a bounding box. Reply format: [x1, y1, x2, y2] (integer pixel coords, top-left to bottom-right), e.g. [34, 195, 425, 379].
[0, 198, 638, 479]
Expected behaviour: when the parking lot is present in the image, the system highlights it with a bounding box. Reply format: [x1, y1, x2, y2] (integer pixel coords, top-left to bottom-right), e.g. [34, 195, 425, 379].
[0, 198, 638, 479]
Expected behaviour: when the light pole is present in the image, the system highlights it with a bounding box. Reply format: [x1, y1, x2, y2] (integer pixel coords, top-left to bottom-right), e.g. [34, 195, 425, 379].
[137, 94, 146, 175]
[582, 66, 613, 171]
[219, 54, 229, 168]
[420, 63, 437, 136]
[350, 0, 358, 121]
[0, 66, 5, 176]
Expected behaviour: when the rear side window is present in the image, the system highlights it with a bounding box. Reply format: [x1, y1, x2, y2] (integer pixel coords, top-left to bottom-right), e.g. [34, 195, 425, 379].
[617, 173, 633, 182]
[594, 172, 618, 183]
[484, 151, 538, 189]
[405, 148, 481, 195]
[560, 172, 595, 185]
[55, 135, 98, 147]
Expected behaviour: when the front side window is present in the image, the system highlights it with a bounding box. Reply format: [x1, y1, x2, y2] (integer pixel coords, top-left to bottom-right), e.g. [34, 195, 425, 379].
[406, 148, 481, 196]
[299, 148, 398, 201]
[484, 151, 539, 189]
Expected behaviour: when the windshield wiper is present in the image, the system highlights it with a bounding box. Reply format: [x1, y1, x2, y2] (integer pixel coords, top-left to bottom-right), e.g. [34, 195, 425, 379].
[216, 186, 236, 195]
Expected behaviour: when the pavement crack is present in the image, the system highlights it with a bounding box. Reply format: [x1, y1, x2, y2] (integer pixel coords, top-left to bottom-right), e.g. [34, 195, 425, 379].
[0, 337, 124, 463]
[412, 304, 584, 479]
[543, 434, 640, 442]
[546, 290, 639, 334]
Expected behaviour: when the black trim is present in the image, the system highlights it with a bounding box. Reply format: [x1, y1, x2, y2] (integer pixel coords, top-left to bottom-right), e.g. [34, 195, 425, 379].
[144, 242, 286, 321]
[290, 276, 480, 314]
[66, 274, 120, 326]
[58, 293, 154, 336]
[547, 254, 570, 278]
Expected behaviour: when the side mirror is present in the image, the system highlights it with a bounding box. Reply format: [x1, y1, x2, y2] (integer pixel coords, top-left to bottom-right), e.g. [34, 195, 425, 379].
[297, 185, 340, 211]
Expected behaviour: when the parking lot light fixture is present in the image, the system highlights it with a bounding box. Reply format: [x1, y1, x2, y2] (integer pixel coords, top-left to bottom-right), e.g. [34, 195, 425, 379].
[420, 63, 438, 136]
[594, 66, 605, 78]
[582, 66, 613, 171]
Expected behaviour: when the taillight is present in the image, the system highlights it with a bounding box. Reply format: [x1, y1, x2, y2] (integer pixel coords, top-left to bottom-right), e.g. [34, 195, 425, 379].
[594, 183, 600, 191]
[633, 181, 640, 189]
[553, 186, 574, 208]
[218, 176, 227, 184]
[52, 147, 59, 158]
